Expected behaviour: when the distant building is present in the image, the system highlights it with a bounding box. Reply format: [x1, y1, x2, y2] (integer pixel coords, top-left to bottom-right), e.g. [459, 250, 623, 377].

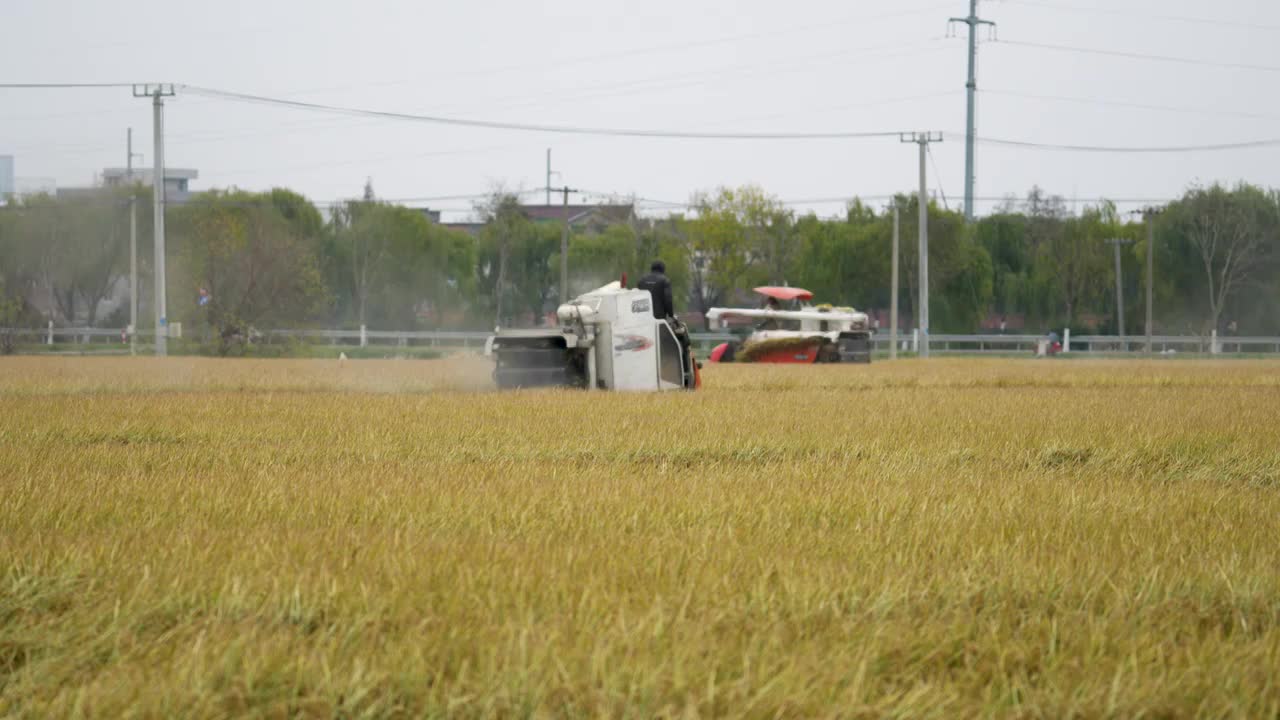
[443, 202, 636, 236]
[101, 167, 199, 203]
[15, 176, 57, 196]
[520, 203, 635, 230]
[56, 166, 199, 203]
[0, 155, 14, 200]
[442, 221, 485, 235]
[415, 208, 442, 223]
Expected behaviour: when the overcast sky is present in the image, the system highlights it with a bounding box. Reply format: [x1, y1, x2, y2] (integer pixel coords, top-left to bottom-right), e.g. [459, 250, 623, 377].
[3, 0, 1279, 220]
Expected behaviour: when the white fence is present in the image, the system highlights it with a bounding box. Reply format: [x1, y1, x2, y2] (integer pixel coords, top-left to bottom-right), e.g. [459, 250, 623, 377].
[6, 325, 1280, 356]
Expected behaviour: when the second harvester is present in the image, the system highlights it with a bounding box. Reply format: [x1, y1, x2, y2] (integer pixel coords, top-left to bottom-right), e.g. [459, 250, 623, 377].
[706, 287, 873, 364]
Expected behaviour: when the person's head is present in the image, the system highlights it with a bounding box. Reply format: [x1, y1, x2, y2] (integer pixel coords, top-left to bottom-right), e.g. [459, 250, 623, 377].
[650, 260, 666, 274]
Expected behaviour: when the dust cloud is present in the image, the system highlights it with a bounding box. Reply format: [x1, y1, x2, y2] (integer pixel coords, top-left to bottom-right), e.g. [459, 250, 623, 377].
[0, 355, 499, 395]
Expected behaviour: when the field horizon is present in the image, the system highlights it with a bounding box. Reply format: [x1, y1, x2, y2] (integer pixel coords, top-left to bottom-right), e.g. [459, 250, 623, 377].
[3, 357, 1279, 717]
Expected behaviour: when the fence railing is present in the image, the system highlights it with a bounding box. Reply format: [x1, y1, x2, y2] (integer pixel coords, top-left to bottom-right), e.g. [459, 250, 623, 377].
[6, 325, 1280, 356]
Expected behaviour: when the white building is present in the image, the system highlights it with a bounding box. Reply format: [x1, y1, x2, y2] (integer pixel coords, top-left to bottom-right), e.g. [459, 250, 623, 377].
[101, 167, 199, 202]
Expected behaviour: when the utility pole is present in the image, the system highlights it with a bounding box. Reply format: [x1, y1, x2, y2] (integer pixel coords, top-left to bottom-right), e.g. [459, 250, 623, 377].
[890, 201, 900, 360]
[949, 1, 995, 223]
[552, 185, 578, 304]
[127, 128, 143, 357]
[133, 84, 175, 356]
[900, 132, 943, 358]
[1144, 210, 1157, 355]
[1105, 237, 1134, 350]
[545, 149, 551, 205]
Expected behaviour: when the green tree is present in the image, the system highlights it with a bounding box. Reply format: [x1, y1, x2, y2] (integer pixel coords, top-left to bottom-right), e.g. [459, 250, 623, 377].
[424, 225, 479, 327]
[790, 209, 885, 311]
[4, 191, 132, 326]
[974, 211, 1034, 321]
[564, 223, 635, 296]
[1160, 183, 1280, 334]
[329, 182, 395, 329]
[0, 276, 26, 353]
[1030, 203, 1117, 330]
[325, 189, 476, 329]
[169, 190, 326, 347]
[475, 191, 535, 327]
[869, 194, 991, 333]
[683, 186, 781, 320]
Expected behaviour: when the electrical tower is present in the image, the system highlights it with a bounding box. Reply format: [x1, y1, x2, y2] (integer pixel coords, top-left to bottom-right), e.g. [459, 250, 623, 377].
[949, 1, 995, 223]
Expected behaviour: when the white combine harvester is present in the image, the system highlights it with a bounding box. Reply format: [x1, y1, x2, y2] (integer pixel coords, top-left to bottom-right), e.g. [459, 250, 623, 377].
[485, 282, 700, 391]
[706, 287, 873, 364]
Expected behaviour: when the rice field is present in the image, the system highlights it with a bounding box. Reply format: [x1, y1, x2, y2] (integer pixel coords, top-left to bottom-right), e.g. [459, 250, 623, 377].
[2, 356, 1279, 718]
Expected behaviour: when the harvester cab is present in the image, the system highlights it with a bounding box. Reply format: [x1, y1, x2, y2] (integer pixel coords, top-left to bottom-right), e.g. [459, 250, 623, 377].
[486, 282, 700, 391]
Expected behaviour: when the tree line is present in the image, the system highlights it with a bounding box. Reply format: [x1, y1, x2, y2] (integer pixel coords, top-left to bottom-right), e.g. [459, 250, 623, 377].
[2, 180, 1277, 345]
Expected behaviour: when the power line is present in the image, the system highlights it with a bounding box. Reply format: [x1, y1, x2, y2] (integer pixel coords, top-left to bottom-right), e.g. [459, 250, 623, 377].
[1000, 0, 1280, 33]
[996, 40, 1280, 73]
[207, 89, 962, 178]
[0, 48, 954, 162]
[182, 85, 1280, 153]
[182, 86, 911, 140]
[0, 82, 142, 89]
[1, 87, 956, 175]
[983, 88, 1280, 122]
[965, 134, 1280, 153]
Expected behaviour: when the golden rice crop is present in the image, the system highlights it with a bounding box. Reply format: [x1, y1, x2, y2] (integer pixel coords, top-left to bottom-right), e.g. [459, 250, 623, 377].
[2, 356, 1279, 718]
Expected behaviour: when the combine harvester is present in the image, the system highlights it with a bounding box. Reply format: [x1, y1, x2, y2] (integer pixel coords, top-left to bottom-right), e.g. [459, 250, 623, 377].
[706, 286, 873, 364]
[486, 282, 700, 391]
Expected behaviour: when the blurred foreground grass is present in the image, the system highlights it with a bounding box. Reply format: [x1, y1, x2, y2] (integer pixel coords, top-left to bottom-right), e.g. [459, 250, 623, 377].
[2, 357, 1279, 717]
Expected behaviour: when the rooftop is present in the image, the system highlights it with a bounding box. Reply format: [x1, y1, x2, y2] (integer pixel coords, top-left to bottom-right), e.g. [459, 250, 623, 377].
[520, 203, 633, 223]
[102, 167, 199, 182]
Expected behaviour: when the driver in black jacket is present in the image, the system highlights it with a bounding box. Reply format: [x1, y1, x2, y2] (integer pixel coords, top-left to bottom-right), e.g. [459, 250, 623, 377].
[636, 260, 674, 320]
[636, 260, 695, 386]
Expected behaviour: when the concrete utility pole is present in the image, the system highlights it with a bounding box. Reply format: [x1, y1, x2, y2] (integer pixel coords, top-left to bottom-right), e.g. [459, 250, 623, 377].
[949, 1, 995, 223]
[127, 128, 143, 357]
[900, 132, 943, 358]
[890, 201, 900, 360]
[1105, 237, 1135, 350]
[133, 84, 175, 356]
[552, 185, 578, 304]
[545, 149, 551, 205]
[1145, 211, 1156, 355]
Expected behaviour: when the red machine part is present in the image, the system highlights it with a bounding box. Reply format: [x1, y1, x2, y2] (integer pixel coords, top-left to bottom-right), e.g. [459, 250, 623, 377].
[749, 345, 820, 364]
[753, 286, 814, 302]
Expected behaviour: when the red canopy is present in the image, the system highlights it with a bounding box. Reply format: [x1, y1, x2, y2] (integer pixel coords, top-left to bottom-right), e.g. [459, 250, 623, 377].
[754, 286, 813, 302]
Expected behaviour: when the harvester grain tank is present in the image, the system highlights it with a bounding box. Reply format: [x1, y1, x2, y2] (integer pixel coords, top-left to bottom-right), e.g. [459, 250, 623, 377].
[486, 282, 700, 390]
